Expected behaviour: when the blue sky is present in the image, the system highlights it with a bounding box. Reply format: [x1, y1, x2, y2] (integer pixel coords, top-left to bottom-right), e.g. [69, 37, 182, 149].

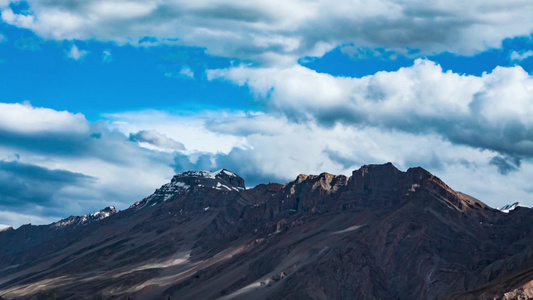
[1, 0, 533, 228]
[0, 25, 255, 119]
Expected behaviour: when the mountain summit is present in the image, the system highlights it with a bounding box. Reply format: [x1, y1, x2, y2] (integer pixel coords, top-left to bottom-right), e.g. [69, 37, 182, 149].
[1, 163, 533, 299]
[129, 169, 245, 211]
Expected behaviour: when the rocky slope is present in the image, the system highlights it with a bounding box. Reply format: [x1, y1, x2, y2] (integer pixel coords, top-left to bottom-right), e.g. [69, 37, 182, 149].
[1, 164, 532, 299]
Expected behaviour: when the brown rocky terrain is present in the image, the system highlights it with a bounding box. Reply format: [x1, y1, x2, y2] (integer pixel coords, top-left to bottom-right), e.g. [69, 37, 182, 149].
[1, 164, 532, 299]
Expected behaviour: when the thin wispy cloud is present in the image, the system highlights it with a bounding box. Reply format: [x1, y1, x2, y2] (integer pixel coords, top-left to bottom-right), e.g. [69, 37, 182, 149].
[511, 50, 533, 61]
[13, 37, 41, 51]
[102, 50, 112, 62]
[67, 45, 88, 60]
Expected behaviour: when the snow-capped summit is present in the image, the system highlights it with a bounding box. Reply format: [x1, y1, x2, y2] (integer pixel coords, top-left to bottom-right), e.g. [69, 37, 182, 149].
[130, 169, 246, 210]
[177, 169, 239, 179]
[52, 206, 117, 228]
[497, 202, 530, 213]
[169, 168, 245, 192]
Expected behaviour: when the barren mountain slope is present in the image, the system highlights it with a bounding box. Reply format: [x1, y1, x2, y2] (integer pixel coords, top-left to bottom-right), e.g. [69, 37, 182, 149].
[1, 164, 533, 300]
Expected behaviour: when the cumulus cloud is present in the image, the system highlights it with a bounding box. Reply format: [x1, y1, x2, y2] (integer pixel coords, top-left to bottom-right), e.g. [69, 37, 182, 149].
[129, 130, 185, 151]
[172, 115, 458, 185]
[67, 44, 88, 60]
[142, 111, 531, 209]
[3, 101, 533, 227]
[209, 60, 533, 159]
[0, 102, 89, 134]
[1, 0, 533, 64]
[105, 110, 246, 154]
[0, 102, 177, 228]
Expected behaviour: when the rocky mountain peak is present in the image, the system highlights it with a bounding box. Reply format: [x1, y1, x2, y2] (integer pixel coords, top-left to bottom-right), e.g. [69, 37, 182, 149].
[171, 169, 245, 189]
[351, 162, 404, 190]
[351, 162, 402, 186]
[350, 163, 451, 190]
[296, 173, 309, 182]
[0, 226, 13, 233]
[129, 169, 245, 210]
[51, 205, 117, 228]
[357, 162, 400, 175]
[288, 172, 348, 192]
[282, 163, 448, 210]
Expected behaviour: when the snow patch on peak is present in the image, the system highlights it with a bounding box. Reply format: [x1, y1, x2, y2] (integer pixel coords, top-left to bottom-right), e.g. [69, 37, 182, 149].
[497, 202, 530, 213]
[191, 170, 218, 179]
[220, 169, 238, 177]
[89, 206, 116, 219]
[141, 180, 191, 206]
[216, 181, 233, 191]
[132, 168, 244, 211]
[176, 169, 239, 180]
[170, 181, 191, 190]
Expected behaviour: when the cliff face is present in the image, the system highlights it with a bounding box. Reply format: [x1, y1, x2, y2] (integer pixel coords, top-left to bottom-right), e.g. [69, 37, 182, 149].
[1, 164, 532, 300]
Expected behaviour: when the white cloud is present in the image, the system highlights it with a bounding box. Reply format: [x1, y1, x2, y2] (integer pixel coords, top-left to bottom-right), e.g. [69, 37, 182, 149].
[91, 1, 156, 19]
[2, 101, 533, 228]
[209, 59, 533, 157]
[67, 44, 88, 60]
[105, 110, 246, 154]
[0, 33, 6, 43]
[129, 130, 185, 151]
[104, 109, 533, 209]
[0, 210, 56, 228]
[163, 67, 196, 79]
[1, 1, 532, 65]
[511, 50, 533, 61]
[0, 103, 176, 228]
[1, 8, 34, 28]
[0, 102, 89, 134]
[179, 66, 194, 79]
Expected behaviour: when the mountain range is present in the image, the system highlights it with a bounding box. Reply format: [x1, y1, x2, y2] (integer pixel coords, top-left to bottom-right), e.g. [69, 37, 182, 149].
[1, 163, 533, 299]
